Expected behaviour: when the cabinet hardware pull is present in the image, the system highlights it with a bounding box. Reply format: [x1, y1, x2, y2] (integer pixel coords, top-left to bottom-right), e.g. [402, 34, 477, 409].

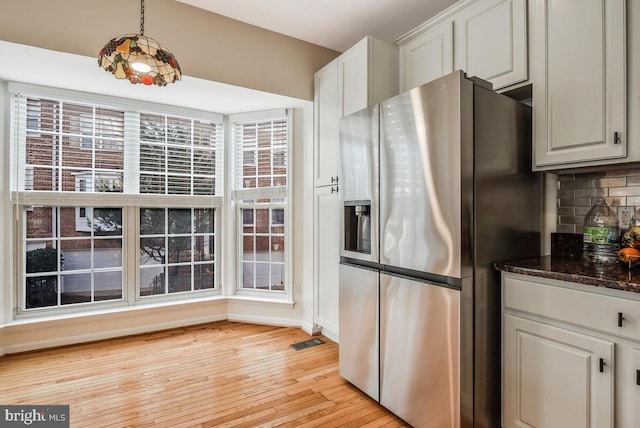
[331, 186, 339, 193]
[618, 312, 625, 327]
[614, 131, 621, 144]
[331, 176, 339, 184]
[637, 370, 640, 386]
[599, 358, 606, 373]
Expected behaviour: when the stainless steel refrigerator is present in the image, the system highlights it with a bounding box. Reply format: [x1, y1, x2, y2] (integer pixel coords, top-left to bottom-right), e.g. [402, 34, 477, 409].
[338, 71, 542, 428]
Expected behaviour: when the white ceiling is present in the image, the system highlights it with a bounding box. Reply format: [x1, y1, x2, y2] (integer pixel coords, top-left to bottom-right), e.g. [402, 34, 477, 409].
[177, 0, 458, 52]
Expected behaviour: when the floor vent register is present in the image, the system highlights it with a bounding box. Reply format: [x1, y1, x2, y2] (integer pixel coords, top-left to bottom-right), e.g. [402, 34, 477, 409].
[290, 338, 325, 351]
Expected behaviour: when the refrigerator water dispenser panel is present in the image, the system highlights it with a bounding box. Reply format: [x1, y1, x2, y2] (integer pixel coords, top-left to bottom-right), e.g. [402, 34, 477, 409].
[344, 201, 372, 254]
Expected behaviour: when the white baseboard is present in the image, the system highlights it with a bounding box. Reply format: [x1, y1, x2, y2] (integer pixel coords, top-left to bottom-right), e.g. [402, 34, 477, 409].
[3, 312, 228, 354]
[1, 297, 313, 355]
[320, 327, 339, 343]
[228, 313, 301, 328]
[300, 320, 321, 336]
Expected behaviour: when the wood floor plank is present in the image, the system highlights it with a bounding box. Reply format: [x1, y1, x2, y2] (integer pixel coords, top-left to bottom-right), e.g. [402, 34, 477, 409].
[0, 321, 409, 427]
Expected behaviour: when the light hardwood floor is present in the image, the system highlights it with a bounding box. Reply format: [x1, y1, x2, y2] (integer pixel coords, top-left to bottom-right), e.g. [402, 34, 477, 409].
[0, 321, 408, 427]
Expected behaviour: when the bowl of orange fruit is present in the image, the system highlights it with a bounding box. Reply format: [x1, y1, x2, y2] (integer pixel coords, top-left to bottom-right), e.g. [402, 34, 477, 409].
[618, 247, 640, 265]
[619, 225, 640, 267]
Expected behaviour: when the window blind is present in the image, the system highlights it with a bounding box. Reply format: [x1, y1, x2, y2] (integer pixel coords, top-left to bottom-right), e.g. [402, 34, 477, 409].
[10, 86, 224, 207]
[231, 110, 288, 202]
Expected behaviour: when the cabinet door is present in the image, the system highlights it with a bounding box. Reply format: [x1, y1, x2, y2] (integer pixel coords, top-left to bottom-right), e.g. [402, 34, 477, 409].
[532, 0, 626, 169]
[454, 0, 527, 90]
[313, 186, 340, 336]
[399, 20, 453, 92]
[504, 314, 614, 428]
[338, 38, 369, 118]
[314, 59, 339, 187]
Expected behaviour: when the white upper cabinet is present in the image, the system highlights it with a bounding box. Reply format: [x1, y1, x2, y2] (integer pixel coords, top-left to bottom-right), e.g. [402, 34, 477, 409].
[532, 0, 626, 170]
[338, 36, 398, 118]
[453, 0, 527, 90]
[398, 0, 527, 92]
[399, 20, 453, 92]
[314, 59, 340, 188]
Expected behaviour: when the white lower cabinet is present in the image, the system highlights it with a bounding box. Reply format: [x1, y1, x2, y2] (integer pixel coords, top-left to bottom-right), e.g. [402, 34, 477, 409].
[503, 314, 614, 428]
[502, 273, 640, 427]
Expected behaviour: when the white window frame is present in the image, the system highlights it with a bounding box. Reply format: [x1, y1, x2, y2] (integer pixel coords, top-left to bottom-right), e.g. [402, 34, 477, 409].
[9, 82, 225, 318]
[229, 109, 292, 301]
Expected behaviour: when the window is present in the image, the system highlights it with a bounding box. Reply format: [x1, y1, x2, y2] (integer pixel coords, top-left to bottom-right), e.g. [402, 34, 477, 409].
[232, 111, 290, 294]
[24, 206, 123, 309]
[10, 84, 224, 316]
[242, 209, 254, 226]
[239, 206, 285, 291]
[139, 208, 216, 296]
[272, 209, 284, 225]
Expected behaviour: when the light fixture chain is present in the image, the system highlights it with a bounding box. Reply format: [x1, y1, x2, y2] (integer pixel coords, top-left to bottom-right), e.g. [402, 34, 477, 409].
[140, 0, 145, 35]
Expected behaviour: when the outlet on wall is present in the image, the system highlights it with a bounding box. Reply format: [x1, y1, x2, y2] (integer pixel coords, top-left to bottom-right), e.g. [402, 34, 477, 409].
[619, 206, 634, 229]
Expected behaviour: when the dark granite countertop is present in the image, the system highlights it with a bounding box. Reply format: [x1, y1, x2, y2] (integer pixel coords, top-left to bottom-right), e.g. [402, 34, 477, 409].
[495, 255, 640, 294]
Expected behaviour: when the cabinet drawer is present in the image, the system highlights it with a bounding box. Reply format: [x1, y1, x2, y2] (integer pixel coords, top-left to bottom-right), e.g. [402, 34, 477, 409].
[504, 275, 640, 342]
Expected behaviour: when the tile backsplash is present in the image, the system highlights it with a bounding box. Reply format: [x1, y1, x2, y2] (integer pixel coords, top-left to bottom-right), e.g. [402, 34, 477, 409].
[557, 168, 640, 233]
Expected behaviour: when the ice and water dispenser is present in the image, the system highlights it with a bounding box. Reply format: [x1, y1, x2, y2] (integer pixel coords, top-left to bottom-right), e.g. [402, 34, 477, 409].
[344, 201, 372, 254]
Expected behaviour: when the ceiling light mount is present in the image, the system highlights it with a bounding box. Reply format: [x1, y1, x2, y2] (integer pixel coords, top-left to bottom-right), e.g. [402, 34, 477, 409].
[98, 0, 181, 86]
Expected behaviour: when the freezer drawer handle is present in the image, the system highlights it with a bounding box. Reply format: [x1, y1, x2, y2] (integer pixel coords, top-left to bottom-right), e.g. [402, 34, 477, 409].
[618, 312, 625, 327]
[599, 358, 606, 373]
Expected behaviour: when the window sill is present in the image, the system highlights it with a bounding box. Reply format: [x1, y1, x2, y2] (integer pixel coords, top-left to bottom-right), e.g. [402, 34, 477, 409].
[226, 294, 295, 308]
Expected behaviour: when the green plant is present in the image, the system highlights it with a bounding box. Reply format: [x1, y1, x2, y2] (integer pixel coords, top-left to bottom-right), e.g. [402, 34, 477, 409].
[25, 247, 62, 308]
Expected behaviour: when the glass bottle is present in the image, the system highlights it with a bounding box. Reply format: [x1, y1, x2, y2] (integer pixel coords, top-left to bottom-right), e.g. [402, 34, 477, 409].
[583, 198, 619, 262]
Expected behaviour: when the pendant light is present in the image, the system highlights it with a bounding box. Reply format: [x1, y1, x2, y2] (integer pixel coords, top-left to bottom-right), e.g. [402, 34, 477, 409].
[97, 0, 181, 86]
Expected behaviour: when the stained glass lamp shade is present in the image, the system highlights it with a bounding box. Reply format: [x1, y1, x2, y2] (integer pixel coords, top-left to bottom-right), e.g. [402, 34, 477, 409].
[98, 34, 181, 86]
[97, 0, 181, 86]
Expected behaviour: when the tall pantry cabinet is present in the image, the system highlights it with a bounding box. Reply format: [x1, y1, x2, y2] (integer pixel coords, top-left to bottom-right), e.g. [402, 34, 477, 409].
[313, 37, 398, 339]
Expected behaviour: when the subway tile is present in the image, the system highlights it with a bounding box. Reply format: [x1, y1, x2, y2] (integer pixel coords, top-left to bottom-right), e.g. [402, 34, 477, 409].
[609, 186, 640, 197]
[559, 197, 592, 207]
[607, 168, 640, 177]
[627, 176, 640, 185]
[575, 206, 591, 217]
[557, 188, 575, 198]
[558, 178, 593, 190]
[559, 216, 583, 225]
[557, 207, 575, 216]
[557, 224, 577, 233]
[575, 171, 607, 179]
[605, 196, 627, 207]
[575, 188, 607, 198]
[626, 196, 640, 206]
[594, 177, 627, 188]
